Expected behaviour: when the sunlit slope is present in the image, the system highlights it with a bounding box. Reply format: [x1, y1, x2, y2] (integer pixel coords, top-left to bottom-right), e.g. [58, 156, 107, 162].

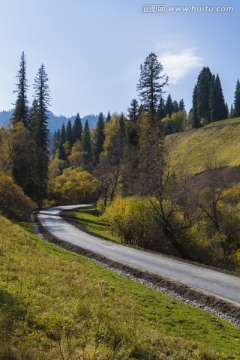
[166, 119, 240, 174]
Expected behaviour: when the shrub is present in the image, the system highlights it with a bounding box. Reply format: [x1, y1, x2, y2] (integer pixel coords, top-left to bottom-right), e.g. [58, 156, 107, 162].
[51, 167, 100, 205]
[0, 173, 35, 219]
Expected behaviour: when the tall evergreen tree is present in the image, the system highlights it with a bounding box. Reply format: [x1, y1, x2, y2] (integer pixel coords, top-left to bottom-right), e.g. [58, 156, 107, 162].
[72, 113, 82, 143]
[94, 112, 105, 164]
[11, 52, 33, 196]
[234, 79, 240, 117]
[157, 96, 166, 120]
[66, 120, 73, 146]
[106, 111, 112, 123]
[192, 85, 200, 128]
[165, 94, 174, 117]
[60, 123, 66, 144]
[52, 129, 60, 155]
[12, 52, 29, 128]
[194, 67, 213, 125]
[82, 120, 92, 168]
[137, 52, 168, 121]
[179, 99, 185, 112]
[173, 100, 179, 113]
[32, 64, 50, 207]
[127, 99, 139, 122]
[209, 74, 227, 122]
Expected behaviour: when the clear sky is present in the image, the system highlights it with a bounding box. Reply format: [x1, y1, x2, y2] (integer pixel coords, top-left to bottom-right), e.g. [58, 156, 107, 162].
[0, 0, 239, 117]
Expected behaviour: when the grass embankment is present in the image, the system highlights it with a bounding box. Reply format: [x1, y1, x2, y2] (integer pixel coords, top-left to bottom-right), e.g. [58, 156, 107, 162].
[1, 215, 240, 359]
[166, 119, 240, 174]
[74, 208, 121, 242]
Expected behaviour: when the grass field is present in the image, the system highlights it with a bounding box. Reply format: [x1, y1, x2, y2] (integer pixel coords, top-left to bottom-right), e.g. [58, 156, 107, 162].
[1, 214, 240, 359]
[166, 120, 240, 174]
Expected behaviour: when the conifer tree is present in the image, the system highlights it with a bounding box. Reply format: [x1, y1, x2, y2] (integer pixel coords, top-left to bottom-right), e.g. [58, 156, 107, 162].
[137, 52, 168, 121]
[60, 123, 66, 144]
[192, 85, 200, 128]
[66, 120, 73, 146]
[32, 64, 50, 207]
[94, 112, 105, 164]
[173, 100, 179, 113]
[234, 79, 240, 117]
[127, 99, 139, 122]
[157, 96, 166, 120]
[72, 113, 82, 143]
[106, 111, 111, 123]
[82, 120, 92, 168]
[11, 52, 33, 196]
[193, 67, 213, 125]
[209, 74, 227, 122]
[12, 52, 29, 128]
[179, 99, 185, 112]
[165, 94, 174, 117]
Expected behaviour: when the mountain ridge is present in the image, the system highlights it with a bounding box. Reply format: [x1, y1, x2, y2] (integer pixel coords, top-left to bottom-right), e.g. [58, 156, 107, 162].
[0, 110, 98, 132]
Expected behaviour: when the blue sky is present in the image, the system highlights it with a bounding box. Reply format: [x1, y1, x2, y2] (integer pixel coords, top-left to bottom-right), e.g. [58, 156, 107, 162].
[0, 0, 239, 117]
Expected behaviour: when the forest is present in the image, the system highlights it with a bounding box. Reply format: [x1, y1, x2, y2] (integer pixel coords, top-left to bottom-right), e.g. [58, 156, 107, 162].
[1, 51, 240, 271]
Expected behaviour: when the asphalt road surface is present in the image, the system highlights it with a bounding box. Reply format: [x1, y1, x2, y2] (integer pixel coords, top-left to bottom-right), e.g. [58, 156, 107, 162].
[38, 204, 240, 305]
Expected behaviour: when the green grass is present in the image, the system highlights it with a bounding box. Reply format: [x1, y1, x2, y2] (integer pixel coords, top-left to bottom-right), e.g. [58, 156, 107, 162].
[166, 120, 240, 174]
[0, 215, 240, 359]
[75, 208, 121, 243]
[204, 117, 240, 128]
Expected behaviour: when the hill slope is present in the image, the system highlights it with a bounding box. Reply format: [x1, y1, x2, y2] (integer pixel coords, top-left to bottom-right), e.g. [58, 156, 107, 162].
[1, 215, 240, 359]
[166, 119, 240, 174]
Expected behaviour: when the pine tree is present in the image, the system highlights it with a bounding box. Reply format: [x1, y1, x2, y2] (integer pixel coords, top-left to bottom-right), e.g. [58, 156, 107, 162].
[82, 120, 92, 169]
[12, 52, 29, 128]
[137, 52, 168, 121]
[32, 64, 50, 207]
[119, 113, 125, 139]
[72, 113, 82, 143]
[127, 99, 139, 122]
[165, 94, 174, 117]
[157, 97, 166, 120]
[173, 100, 179, 113]
[94, 112, 105, 164]
[209, 74, 227, 122]
[106, 111, 111, 123]
[66, 120, 73, 146]
[195, 67, 213, 125]
[179, 99, 185, 112]
[234, 80, 240, 117]
[60, 123, 66, 144]
[192, 85, 200, 128]
[52, 129, 60, 155]
[11, 52, 33, 196]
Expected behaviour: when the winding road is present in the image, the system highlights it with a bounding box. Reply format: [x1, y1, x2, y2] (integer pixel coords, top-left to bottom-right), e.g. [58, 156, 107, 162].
[38, 204, 240, 306]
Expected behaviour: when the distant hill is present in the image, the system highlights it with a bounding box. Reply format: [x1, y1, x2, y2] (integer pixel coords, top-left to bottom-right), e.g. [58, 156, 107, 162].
[0, 110, 98, 132]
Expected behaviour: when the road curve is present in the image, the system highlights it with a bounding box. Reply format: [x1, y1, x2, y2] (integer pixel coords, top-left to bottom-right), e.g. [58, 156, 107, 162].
[38, 204, 240, 305]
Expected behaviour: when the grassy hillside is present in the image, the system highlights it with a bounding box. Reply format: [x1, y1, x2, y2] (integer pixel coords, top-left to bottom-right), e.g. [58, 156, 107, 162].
[1, 216, 240, 359]
[166, 119, 240, 174]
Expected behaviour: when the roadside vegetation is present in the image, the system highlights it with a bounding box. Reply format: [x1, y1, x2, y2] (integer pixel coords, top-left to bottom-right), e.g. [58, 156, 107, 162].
[1, 215, 240, 359]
